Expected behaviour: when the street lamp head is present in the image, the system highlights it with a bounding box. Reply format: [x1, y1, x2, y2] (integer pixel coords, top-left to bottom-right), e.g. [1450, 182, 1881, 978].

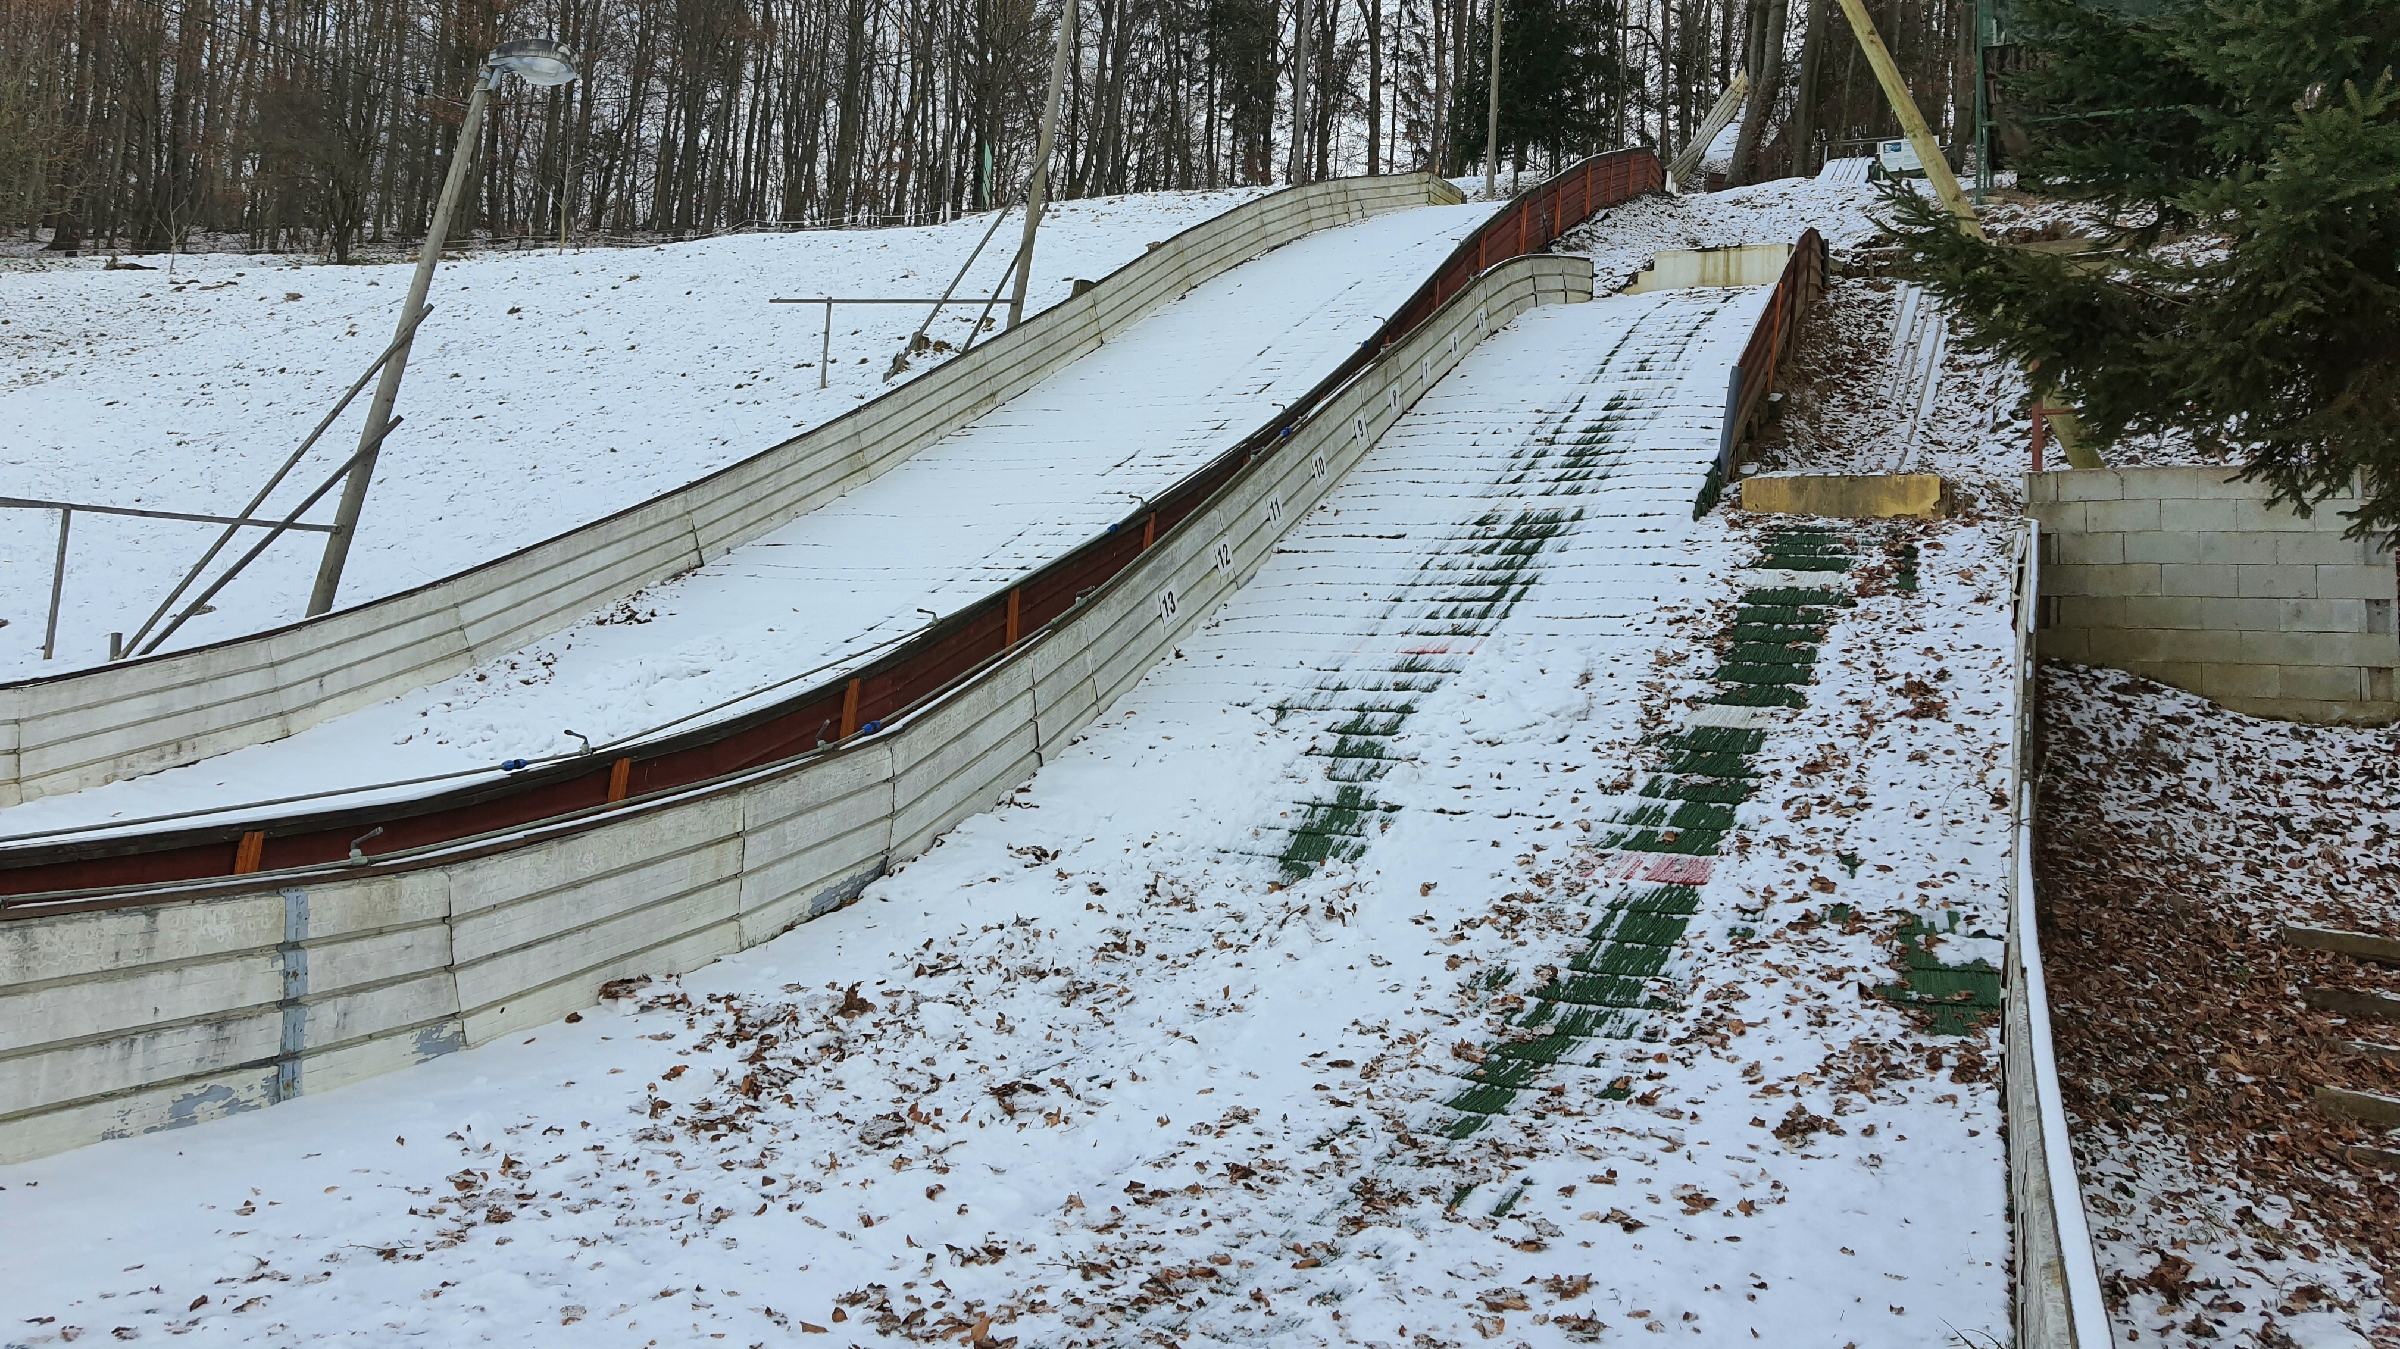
[487, 38, 578, 87]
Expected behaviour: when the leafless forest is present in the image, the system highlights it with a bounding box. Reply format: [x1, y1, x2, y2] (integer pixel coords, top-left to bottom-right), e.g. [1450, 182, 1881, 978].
[0, 0, 1979, 257]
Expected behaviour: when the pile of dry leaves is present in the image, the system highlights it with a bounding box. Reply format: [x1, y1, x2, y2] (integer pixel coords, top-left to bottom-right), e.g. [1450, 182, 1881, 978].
[2037, 662, 2400, 1340]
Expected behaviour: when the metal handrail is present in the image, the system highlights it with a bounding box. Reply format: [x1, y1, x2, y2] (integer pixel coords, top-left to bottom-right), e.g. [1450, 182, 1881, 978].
[5, 497, 339, 663]
[118, 304, 434, 657]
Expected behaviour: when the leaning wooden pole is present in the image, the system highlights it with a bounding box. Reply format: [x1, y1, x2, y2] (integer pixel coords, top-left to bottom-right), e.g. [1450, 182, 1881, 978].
[1827, 0, 1979, 237]
[1828, 0, 2103, 465]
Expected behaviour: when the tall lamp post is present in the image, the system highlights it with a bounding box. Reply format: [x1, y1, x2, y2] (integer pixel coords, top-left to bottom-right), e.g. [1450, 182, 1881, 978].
[1005, 0, 1077, 331]
[307, 38, 580, 617]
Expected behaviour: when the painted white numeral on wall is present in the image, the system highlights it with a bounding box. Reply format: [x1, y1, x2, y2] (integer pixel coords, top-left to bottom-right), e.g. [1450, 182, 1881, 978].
[1267, 497, 1285, 525]
[1420, 357, 1431, 387]
[1311, 450, 1328, 481]
[1157, 588, 1179, 625]
[1213, 538, 1234, 575]
[1354, 414, 1365, 441]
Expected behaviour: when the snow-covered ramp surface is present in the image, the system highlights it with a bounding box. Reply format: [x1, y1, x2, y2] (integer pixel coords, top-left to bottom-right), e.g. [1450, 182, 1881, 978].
[0, 202, 1487, 844]
[0, 192, 1285, 675]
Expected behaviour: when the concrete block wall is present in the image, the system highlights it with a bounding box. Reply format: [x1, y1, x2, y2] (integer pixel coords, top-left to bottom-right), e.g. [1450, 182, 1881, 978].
[0, 253, 1595, 1166]
[0, 173, 1466, 808]
[2028, 467, 2399, 725]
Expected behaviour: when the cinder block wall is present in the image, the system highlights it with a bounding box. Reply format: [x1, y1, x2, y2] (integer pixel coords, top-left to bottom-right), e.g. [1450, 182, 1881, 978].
[2026, 467, 2399, 725]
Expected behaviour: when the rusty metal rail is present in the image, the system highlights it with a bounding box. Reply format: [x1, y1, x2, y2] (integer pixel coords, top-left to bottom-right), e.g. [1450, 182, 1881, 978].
[0, 150, 1669, 908]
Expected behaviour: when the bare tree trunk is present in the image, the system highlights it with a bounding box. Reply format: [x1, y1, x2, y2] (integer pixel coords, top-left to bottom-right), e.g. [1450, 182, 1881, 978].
[1360, 0, 1382, 175]
[1288, 0, 1312, 183]
[1788, 0, 1826, 174]
[1730, 0, 1788, 183]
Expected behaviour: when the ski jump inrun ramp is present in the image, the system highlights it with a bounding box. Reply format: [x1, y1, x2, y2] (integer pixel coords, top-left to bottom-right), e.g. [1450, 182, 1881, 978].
[0, 152, 1836, 1162]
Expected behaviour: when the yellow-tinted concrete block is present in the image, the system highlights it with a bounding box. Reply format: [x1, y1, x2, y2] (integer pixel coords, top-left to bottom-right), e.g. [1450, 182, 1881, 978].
[1736, 472, 1953, 521]
[1624, 244, 1794, 292]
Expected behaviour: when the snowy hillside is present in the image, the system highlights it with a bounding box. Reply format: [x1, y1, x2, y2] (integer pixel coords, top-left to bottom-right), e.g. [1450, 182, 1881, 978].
[0, 188, 1268, 675]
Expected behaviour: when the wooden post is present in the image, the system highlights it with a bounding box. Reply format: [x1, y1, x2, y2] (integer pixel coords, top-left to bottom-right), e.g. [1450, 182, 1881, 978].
[1005, 587, 1022, 644]
[840, 677, 862, 737]
[1141, 513, 1156, 548]
[234, 830, 266, 875]
[1762, 286, 1789, 398]
[606, 756, 633, 803]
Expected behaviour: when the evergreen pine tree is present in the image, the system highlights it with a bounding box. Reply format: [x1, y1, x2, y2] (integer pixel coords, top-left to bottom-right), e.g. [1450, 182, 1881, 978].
[1890, 0, 2400, 534]
[1448, 0, 1622, 178]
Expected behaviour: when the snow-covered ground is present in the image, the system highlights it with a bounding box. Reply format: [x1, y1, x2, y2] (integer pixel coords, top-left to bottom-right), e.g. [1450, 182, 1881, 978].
[0, 279, 2015, 1346]
[2039, 665, 2400, 1347]
[1556, 173, 1886, 293]
[0, 202, 1487, 843]
[1747, 273, 2037, 505]
[0, 187, 1274, 674]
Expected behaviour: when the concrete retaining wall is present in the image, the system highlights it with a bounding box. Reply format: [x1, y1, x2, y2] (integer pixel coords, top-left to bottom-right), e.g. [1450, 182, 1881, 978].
[2027, 467, 2399, 725]
[0, 253, 1595, 1165]
[0, 173, 1465, 807]
[1625, 242, 1793, 293]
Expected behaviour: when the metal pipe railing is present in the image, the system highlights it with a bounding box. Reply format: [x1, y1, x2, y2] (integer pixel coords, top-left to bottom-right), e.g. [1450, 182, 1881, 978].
[132, 418, 406, 658]
[5, 496, 341, 663]
[117, 304, 434, 658]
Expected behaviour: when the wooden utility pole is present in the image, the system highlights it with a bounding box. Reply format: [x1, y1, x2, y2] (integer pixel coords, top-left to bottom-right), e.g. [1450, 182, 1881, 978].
[1483, 0, 1502, 198]
[1007, 0, 1078, 329]
[308, 72, 495, 617]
